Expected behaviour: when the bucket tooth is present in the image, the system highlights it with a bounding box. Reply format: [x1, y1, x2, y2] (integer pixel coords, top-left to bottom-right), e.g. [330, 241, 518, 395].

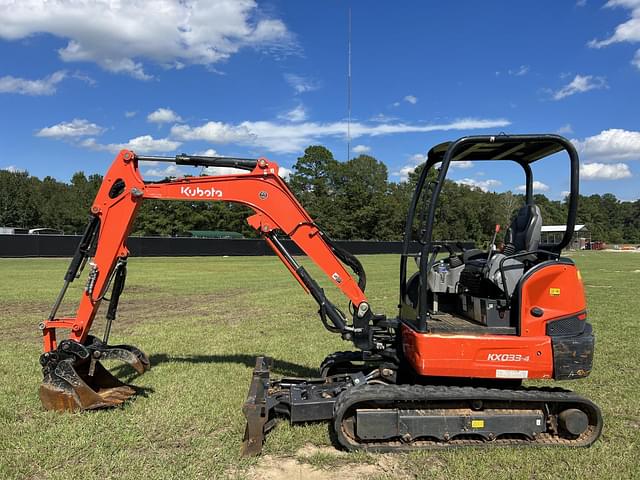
[39, 339, 149, 412]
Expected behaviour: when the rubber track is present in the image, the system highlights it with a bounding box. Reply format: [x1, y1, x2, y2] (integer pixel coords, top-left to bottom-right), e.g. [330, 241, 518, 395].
[333, 384, 603, 451]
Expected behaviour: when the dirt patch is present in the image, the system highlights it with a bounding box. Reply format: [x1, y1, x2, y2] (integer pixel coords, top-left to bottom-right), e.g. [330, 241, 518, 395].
[247, 444, 410, 480]
[0, 288, 257, 342]
[0, 300, 51, 342]
[113, 290, 253, 328]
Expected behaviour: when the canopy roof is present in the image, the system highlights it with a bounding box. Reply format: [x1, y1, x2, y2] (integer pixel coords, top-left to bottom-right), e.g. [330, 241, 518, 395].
[428, 137, 565, 164]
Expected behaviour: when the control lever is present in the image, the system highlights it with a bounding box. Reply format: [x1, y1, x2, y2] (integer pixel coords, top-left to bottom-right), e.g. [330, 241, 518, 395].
[487, 224, 501, 263]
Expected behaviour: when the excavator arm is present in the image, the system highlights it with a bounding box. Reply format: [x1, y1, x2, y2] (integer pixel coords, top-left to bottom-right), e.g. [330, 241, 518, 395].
[39, 149, 385, 412]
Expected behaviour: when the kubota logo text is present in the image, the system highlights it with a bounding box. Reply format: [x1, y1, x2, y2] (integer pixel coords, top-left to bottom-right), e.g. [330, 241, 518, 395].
[180, 186, 222, 198]
[486, 353, 530, 362]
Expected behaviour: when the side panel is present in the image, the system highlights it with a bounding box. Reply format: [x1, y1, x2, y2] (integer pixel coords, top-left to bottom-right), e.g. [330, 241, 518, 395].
[401, 324, 553, 380]
[401, 262, 588, 380]
[519, 262, 586, 337]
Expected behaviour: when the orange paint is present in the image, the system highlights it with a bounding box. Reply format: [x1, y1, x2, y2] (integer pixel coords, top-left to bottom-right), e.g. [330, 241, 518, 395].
[401, 261, 586, 380]
[42, 150, 368, 352]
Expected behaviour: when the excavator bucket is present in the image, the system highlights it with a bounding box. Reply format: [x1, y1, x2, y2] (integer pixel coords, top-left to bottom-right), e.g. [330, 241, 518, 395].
[39, 337, 150, 412]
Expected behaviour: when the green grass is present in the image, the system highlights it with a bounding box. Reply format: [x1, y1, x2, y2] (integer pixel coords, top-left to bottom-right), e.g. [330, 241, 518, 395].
[0, 252, 639, 479]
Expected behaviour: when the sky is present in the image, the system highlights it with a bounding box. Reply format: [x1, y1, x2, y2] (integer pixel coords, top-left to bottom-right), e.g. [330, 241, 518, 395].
[0, 0, 639, 201]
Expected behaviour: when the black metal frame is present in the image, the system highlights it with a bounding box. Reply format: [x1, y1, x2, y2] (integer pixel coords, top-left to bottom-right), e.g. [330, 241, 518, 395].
[399, 134, 580, 331]
[136, 153, 259, 171]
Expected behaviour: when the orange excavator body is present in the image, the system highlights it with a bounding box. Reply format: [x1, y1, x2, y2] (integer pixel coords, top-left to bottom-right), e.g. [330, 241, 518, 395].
[402, 262, 587, 379]
[38, 135, 602, 454]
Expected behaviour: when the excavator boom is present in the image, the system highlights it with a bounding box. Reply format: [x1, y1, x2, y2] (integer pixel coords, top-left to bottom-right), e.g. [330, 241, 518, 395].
[39, 149, 381, 412]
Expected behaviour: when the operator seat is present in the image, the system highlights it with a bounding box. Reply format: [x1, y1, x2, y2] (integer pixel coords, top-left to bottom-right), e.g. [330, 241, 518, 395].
[502, 204, 542, 256]
[484, 204, 543, 295]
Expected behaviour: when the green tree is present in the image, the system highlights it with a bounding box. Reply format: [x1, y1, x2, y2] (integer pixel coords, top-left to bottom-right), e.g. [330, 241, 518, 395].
[288, 145, 341, 234]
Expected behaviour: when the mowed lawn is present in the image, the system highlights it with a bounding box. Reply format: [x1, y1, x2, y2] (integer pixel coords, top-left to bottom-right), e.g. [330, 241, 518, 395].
[0, 252, 639, 479]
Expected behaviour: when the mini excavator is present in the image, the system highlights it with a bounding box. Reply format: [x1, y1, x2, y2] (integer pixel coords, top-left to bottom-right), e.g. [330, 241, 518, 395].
[39, 134, 602, 454]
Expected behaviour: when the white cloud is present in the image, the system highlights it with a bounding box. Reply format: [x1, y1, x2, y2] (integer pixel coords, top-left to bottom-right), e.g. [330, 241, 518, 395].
[589, 0, 640, 48]
[144, 164, 184, 178]
[36, 119, 105, 138]
[0, 70, 66, 95]
[393, 152, 474, 181]
[515, 181, 550, 192]
[82, 135, 181, 154]
[71, 71, 96, 86]
[278, 104, 307, 122]
[561, 190, 571, 198]
[147, 107, 182, 124]
[580, 162, 632, 180]
[589, 0, 640, 69]
[201, 165, 248, 176]
[1, 165, 25, 173]
[284, 74, 319, 94]
[277, 166, 292, 180]
[394, 165, 417, 182]
[369, 113, 398, 123]
[352, 145, 371, 154]
[557, 123, 574, 134]
[508, 65, 530, 76]
[195, 148, 219, 156]
[123, 135, 181, 153]
[0, 1, 294, 80]
[452, 161, 474, 169]
[455, 178, 502, 192]
[572, 129, 640, 161]
[171, 121, 256, 144]
[404, 95, 418, 104]
[552, 74, 607, 100]
[170, 117, 511, 154]
[125, 111, 137, 118]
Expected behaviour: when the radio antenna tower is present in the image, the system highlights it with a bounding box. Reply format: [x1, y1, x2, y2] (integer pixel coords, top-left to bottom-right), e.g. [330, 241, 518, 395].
[347, 7, 352, 161]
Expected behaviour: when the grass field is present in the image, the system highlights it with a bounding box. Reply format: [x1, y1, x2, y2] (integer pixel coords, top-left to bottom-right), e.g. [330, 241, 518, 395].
[1, 252, 639, 479]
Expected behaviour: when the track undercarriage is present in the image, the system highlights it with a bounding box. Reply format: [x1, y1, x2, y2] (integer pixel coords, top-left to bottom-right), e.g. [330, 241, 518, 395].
[241, 355, 603, 456]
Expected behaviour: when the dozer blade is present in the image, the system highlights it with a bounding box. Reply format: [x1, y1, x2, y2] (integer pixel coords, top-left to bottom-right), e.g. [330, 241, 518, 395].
[39, 339, 149, 412]
[241, 356, 273, 457]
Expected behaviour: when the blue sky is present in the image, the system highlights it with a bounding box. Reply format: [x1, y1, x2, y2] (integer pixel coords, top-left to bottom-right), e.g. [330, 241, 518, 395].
[1, 0, 639, 200]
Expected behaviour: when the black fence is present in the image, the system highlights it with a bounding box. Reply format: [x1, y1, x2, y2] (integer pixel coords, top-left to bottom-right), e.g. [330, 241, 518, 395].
[0, 234, 474, 258]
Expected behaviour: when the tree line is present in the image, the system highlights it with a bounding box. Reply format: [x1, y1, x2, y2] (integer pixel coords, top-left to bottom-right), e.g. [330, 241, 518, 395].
[1, 145, 638, 244]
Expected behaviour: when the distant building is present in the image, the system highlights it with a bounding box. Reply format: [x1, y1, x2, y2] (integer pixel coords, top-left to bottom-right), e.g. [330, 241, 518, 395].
[0, 227, 28, 235]
[28, 228, 64, 235]
[541, 224, 590, 250]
